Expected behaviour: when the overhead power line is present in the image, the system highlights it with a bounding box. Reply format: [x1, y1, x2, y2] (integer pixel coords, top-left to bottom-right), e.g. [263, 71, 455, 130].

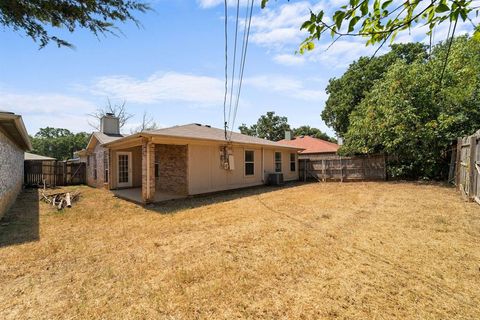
[223, 0, 228, 140]
[229, 0, 254, 140]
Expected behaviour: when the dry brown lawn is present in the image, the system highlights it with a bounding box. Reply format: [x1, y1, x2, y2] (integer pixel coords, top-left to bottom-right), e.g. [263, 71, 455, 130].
[0, 182, 479, 319]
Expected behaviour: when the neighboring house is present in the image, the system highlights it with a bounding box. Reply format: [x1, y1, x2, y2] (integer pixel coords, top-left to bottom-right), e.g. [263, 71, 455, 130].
[24, 152, 56, 162]
[84, 113, 124, 188]
[24, 152, 56, 187]
[0, 111, 32, 219]
[278, 135, 339, 160]
[85, 115, 301, 203]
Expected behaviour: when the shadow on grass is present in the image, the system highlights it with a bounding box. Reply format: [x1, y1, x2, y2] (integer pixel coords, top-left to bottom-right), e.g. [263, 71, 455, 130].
[147, 181, 309, 214]
[0, 189, 39, 247]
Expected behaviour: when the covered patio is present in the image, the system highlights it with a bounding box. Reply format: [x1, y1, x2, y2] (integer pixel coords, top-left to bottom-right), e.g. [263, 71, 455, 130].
[112, 187, 186, 204]
[106, 136, 189, 204]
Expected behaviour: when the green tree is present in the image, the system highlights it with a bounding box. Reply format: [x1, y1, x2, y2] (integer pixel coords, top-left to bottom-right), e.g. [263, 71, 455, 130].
[31, 127, 90, 160]
[1, 0, 149, 48]
[239, 111, 291, 141]
[262, 0, 480, 53]
[340, 36, 480, 179]
[322, 42, 427, 136]
[292, 125, 336, 142]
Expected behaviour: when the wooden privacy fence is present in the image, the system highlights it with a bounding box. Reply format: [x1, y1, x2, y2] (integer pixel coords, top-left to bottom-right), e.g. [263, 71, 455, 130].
[299, 154, 386, 182]
[455, 130, 480, 204]
[24, 161, 86, 187]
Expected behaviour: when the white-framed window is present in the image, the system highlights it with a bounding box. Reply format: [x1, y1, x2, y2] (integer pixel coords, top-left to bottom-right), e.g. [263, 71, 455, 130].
[104, 151, 109, 183]
[275, 152, 282, 173]
[290, 153, 296, 172]
[245, 150, 254, 176]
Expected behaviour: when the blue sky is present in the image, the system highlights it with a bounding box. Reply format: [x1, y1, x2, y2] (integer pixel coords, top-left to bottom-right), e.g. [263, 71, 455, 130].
[0, 0, 476, 137]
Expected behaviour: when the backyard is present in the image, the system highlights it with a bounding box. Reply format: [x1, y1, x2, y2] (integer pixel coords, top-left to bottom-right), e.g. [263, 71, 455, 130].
[0, 182, 479, 319]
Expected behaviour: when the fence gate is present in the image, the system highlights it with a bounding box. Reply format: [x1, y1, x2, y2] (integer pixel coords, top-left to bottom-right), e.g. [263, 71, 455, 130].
[24, 161, 86, 187]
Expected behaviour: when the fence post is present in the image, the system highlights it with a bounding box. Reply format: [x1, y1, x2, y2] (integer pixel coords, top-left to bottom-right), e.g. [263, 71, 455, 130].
[455, 138, 462, 189]
[468, 135, 476, 200]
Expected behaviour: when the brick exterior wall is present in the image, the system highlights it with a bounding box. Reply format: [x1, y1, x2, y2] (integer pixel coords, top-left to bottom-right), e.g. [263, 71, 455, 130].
[0, 130, 24, 219]
[156, 144, 188, 194]
[86, 143, 107, 188]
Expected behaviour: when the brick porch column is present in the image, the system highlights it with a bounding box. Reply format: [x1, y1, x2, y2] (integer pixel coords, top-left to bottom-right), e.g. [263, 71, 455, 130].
[142, 140, 156, 203]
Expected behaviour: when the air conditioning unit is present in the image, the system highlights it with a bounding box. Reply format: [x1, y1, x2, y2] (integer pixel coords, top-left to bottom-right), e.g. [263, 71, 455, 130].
[267, 173, 284, 186]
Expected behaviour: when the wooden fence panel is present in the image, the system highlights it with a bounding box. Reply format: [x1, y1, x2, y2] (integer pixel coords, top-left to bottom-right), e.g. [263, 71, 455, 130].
[455, 130, 480, 204]
[301, 155, 386, 182]
[24, 161, 86, 187]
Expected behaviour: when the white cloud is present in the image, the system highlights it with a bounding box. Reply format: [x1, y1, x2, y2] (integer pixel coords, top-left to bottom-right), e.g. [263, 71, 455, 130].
[249, 1, 320, 48]
[245, 75, 326, 101]
[0, 89, 98, 133]
[273, 53, 306, 66]
[88, 72, 225, 106]
[0, 90, 96, 114]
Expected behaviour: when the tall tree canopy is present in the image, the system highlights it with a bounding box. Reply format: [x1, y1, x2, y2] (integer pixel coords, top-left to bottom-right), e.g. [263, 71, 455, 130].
[239, 112, 291, 142]
[340, 36, 480, 179]
[1, 0, 149, 48]
[262, 0, 480, 53]
[239, 112, 335, 142]
[31, 127, 90, 160]
[292, 125, 336, 142]
[322, 42, 428, 136]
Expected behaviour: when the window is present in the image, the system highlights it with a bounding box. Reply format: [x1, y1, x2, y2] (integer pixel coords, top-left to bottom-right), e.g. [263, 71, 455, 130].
[245, 150, 254, 176]
[87, 155, 90, 166]
[93, 154, 97, 180]
[290, 153, 296, 172]
[275, 152, 282, 173]
[104, 151, 109, 183]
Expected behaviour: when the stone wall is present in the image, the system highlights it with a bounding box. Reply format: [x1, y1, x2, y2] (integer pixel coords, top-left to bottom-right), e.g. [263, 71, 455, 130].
[156, 144, 188, 194]
[0, 130, 24, 219]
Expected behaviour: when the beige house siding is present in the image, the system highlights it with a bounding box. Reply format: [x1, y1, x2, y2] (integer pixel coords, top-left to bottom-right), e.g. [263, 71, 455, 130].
[188, 143, 298, 195]
[0, 129, 24, 219]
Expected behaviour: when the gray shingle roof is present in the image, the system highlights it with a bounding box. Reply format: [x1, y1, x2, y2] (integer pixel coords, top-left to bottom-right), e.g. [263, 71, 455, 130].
[92, 132, 124, 144]
[25, 152, 56, 161]
[140, 124, 300, 148]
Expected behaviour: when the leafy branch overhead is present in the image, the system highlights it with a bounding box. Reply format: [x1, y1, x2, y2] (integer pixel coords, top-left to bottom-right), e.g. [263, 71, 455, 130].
[262, 0, 480, 53]
[0, 0, 150, 48]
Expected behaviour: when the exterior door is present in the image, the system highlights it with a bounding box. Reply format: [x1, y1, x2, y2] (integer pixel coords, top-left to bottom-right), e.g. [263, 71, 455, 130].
[117, 152, 132, 188]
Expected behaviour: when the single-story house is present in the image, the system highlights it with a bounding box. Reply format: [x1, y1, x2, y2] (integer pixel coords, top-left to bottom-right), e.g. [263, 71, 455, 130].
[278, 135, 339, 160]
[0, 111, 32, 219]
[25, 152, 56, 162]
[85, 115, 302, 203]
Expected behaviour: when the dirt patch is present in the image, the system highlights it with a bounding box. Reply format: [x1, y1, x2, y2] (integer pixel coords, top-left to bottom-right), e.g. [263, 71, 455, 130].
[0, 182, 479, 319]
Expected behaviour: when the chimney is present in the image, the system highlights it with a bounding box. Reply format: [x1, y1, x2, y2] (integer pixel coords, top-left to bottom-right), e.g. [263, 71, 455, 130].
[100, 113, 120, 135]
[337, 137, 344, 145]
[284, 131, 292, 140]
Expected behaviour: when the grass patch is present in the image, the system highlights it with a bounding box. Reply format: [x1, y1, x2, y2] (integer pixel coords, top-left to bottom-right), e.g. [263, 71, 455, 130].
[0, 182, 479, 319]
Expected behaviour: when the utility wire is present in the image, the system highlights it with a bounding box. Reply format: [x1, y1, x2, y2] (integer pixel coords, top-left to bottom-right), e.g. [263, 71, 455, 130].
[227, 0, 241, 131]
[229, 0, 254, 140]
[223, 0, 228, 140]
